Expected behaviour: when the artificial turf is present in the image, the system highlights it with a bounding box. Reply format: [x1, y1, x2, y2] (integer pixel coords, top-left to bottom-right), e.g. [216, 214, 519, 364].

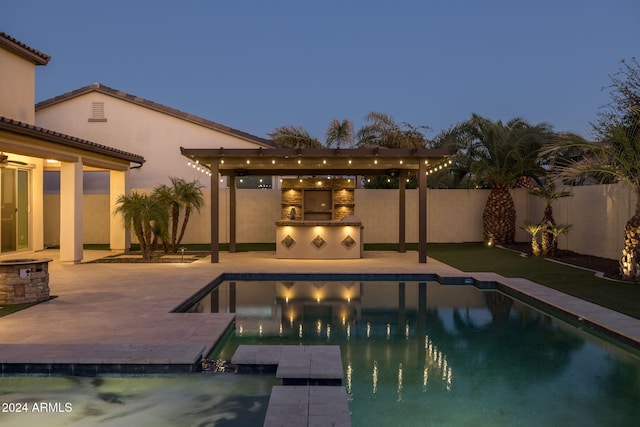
[426, 243, 640, 320]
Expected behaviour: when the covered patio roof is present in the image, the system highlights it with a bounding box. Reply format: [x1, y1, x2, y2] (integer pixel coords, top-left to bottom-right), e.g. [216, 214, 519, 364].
[0, 116, 144, 169]
[180, 147, 455, 263]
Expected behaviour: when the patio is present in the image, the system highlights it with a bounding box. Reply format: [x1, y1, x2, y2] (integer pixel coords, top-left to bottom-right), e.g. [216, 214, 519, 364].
[0, 249, 639, 373]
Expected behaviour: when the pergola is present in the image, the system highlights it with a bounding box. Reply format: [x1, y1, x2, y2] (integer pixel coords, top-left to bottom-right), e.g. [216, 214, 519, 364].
[180, 147, 454, 263]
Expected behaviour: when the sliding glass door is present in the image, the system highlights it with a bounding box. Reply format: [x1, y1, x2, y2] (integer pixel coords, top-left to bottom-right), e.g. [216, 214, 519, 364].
[1, 168, 29, 253]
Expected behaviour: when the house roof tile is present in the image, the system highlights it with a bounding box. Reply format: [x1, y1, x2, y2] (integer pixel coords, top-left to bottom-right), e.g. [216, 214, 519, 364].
[0, 32, 51, 65]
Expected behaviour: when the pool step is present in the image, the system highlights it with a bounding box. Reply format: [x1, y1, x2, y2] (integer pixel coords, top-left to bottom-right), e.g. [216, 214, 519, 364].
[231, 345, 344, 385]
[231, 345, 350, 426]
[263, 385, 351, 427]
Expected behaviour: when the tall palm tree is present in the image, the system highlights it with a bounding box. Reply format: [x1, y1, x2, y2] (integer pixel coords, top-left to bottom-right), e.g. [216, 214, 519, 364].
[114, 191, 166, 260]
[325, 119, 355, 148]
[268, 125, 322, 148]
[356, 112, 428, 149]
[545, 118, 640, 279]
[457, 114, 554, 245]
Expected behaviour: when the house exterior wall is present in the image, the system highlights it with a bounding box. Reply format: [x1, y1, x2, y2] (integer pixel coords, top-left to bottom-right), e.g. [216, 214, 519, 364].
[35, 93, 265, 189]
[0, 48, 36, 123]
[43, 183, 634, 261]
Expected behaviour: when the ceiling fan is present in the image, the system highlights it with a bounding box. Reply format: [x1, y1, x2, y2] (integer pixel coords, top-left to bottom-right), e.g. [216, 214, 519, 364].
[0, 152, 28, 168]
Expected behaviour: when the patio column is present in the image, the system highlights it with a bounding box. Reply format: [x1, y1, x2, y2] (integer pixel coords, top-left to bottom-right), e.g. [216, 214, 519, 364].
[398, 170, 407, 253]
[229, 171, 236, 253]
[109, 169, 130, 251]
[210, 160, 219, 263]
[59, 159, 83, 263]
[418, 160, 427, 263]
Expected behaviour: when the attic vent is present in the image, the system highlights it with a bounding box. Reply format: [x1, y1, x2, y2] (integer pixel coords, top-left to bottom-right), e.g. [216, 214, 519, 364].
[88, 102, 107, 122]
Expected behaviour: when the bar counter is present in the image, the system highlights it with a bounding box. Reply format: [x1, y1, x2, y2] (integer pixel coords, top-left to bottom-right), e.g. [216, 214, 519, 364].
[275, 220, 364, 259]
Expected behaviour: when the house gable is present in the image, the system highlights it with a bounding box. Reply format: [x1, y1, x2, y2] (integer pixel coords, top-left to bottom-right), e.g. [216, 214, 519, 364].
[35, 84, 275, 188]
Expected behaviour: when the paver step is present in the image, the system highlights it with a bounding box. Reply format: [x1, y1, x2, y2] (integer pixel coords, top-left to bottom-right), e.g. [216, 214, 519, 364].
[231, 345, 343, 384]
[263, 385, 351, 427]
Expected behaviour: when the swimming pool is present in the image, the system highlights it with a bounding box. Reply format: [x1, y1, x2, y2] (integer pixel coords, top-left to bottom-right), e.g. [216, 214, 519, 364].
[2, 278, 639, 426]
[198, 279, 640, 427]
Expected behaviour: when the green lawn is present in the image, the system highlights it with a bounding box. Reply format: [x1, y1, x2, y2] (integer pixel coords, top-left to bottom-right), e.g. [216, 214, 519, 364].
[426, 243, 640, 320]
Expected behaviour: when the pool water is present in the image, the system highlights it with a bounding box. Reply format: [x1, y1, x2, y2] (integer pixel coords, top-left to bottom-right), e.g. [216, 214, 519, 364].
[2, 280, 639, 427]
[0, 374, 277, 427]
[203, 280, 640, 427]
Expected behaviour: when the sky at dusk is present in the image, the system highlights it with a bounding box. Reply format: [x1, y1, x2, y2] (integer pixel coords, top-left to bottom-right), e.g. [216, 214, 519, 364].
[3, 0, 639, 142]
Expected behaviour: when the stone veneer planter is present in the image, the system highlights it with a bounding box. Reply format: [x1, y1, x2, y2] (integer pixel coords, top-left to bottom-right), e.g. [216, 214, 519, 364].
[0, 258, 52, 305]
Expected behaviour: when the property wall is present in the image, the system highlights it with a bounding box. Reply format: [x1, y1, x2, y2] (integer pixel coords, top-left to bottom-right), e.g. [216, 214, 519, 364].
[43, 183, 635, 260]
[0, 48, 36, 123]
[35, 92, 266, 189]
[44, 194, 112, 246]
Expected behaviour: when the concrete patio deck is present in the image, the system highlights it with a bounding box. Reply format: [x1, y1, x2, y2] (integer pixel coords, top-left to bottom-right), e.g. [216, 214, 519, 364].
[0, 249, 639, 374]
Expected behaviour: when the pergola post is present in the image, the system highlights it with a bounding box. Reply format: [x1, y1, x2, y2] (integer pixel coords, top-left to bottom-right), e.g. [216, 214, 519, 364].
[398, 170, 406, 253]
[229, 171, 237, 253]
[418, 160, 427, 263]
[210, 160, 219, 263]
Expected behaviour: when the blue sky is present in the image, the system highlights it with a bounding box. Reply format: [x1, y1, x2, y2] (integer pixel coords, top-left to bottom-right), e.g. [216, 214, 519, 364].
[3, 0, 638, 141]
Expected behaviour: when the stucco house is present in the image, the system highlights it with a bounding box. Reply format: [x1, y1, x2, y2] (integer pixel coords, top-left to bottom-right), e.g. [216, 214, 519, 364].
[35, 83, 276, 191]
[0, 32, 144, 263]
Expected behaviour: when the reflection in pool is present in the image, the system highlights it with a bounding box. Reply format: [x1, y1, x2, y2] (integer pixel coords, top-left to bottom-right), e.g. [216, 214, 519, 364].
[2, 280, 639, 427]
[198, 280, 640, 427]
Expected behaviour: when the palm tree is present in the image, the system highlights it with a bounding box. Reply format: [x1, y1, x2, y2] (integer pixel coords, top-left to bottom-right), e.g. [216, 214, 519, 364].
[151, 177, 205, 253]
[173, 178, 205, 252]
[528, 182, 572, 255]
[457, 114, 553, 245]
[268, 125, 322, 148]
[356, 112, 428, 149]
[521, 222, 546, 256]
[547, 223, 572, 258]
[325, 119, 355, 148]
[114, 191, 166, 260]
[152, 183, 175, 252]
[545, 119, 640, 279]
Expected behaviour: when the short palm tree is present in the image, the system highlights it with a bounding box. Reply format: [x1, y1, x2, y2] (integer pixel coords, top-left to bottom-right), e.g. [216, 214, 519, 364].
[528, 182, 572, 255]
[521, 222, 546, 256]
[546, 223, 572, 258]
[458, 114, 553, 245]
[173, 178, 205, 252]
[114, 191, 166, 260]
[151, 177, 204, 253]
[545, 118, 640, 279]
